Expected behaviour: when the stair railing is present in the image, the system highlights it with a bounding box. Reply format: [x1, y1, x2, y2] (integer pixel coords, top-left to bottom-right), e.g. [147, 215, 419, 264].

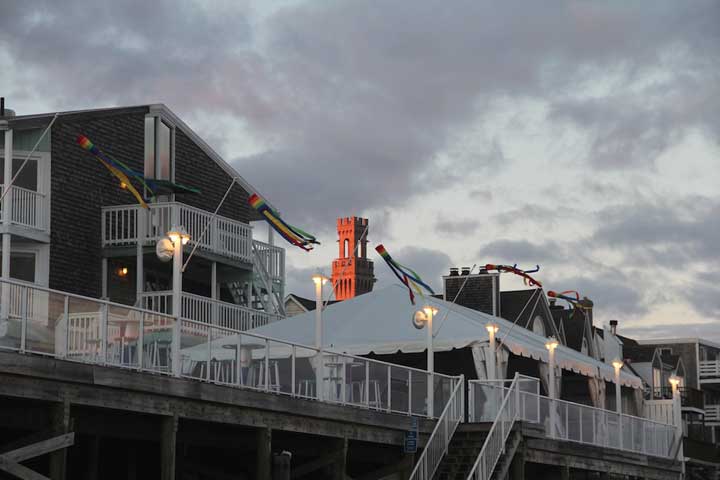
[466, 372, 521, 480]
[408, 375, 465, 480]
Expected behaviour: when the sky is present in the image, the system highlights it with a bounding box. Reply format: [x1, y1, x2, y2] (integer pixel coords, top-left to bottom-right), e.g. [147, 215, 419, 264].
[2, 1, 719, 341]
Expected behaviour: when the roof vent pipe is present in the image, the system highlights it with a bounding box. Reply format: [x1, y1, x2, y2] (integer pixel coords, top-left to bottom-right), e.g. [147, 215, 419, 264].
[609, 319, 618, 336]
[449, 268, 459, 277]
[461, 267, 471, 276]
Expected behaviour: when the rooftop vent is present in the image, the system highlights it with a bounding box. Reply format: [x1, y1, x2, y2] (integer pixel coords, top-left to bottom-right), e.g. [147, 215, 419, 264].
[449, 268, 459, 277]
[461, 267, 471, 276]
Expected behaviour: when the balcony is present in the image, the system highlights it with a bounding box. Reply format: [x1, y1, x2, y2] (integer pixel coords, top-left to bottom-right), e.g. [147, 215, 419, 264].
[706, 404, 720, 424]
[101, 203, 284, 274]
[139, 291, 280, 331]
[652, 386, 705, 411]
[699, 360, 720, 383]
[0, 185, 49, 232]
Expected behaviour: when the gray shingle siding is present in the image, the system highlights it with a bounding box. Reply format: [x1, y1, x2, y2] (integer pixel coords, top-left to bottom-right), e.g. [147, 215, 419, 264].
[49, 110, 147, 297]
[47, 108, 253, 298]
[173, 128, 253, 223]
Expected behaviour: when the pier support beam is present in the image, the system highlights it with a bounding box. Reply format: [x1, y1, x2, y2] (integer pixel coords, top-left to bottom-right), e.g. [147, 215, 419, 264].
[330, 438, 347, 480]
[161, 415, 178, 480]
[510, 446, 525, 480]
[256, 427, 272, 480]
[560, 464, 570, 480]
[49, 399, 70, 480]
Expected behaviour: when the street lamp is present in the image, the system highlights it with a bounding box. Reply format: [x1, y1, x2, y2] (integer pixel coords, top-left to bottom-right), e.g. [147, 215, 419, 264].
[546, 336, 559, 437]
[167, 226, 191, 377]
[312, 273, 328, 400]
[421, 305, 438, 417]
[612, 359, 623, 415]
[612, 358, 624, 449]
[485, 323, 499, 380]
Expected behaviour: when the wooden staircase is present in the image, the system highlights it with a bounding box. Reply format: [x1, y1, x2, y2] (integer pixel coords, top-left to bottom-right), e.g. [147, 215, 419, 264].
[433, 424, 523, 480]
[434, 425, 489, 480]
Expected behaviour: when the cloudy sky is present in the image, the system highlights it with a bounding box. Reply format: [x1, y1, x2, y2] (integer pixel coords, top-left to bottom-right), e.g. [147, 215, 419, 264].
[2, 1, 719, 340]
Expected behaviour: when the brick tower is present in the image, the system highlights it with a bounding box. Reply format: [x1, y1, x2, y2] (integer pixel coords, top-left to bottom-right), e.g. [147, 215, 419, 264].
[331, 217, 374, 300]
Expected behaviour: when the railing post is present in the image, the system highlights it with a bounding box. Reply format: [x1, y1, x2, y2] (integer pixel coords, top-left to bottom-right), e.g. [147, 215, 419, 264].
[63, 295, 69, 359]
[138, 312, 145, 370]
[264, 339, 270, 392]
[100, 303, 108, 365]
[387, 365, 391, 412]
[408, 370, 412, 415]
[291, 345, 296, 397]
[365, 362, 370, 408]
[19, 286, 27, 353]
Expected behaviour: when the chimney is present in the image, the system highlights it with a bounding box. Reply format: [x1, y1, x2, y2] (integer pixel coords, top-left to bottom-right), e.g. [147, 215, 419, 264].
[0, 98, 15, 118]
[443, 267, 500, 316]
[609, 319, 618, 336]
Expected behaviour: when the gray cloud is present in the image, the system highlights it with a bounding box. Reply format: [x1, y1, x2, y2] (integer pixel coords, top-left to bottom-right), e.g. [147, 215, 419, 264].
[546, 273, 646, 317]
[3, 1, 717, 229]
[373, 246, 452, 294]
[591, 196, 720, 267]
[478, 239, 564, 265]
[435, 216, 480, 237]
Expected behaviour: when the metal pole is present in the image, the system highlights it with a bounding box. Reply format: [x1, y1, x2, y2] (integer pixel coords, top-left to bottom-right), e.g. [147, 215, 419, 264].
[426, 308, 434, 418]
[0, 128, 12, 323]
[172, 237, 182, 377]
[487, 326, 497, 380]
[548, 346, 556, 437]
[614, 364, 623, 449]
[314, 278, 324, 401]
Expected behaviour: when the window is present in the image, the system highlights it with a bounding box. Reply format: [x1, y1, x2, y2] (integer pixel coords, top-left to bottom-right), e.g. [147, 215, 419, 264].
[653, 368, 661, 389]
[0, 251, 36, 282]
[144, 117, 172, 181]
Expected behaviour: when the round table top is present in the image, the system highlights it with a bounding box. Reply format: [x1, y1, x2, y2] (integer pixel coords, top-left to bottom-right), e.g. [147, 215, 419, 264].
[222, 342, 266, 350]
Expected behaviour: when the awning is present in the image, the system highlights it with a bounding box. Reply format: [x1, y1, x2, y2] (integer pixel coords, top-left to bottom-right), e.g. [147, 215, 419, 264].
[250, 285, 642, 388]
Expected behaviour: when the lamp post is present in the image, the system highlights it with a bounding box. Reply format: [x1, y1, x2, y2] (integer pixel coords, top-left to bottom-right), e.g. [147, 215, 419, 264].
[546, 337, 559, 437]
[312, 273, 328, 401]
[167, 226, 190, 377]
[422, 305, 438, 417]
[669, 374, 682, 429]
[612, 359, 624, 449]
[485, 323, 499, 380]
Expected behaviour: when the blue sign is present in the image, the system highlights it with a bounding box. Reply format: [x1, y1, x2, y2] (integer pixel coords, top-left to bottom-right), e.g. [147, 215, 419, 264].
[404, 417, 419, 453]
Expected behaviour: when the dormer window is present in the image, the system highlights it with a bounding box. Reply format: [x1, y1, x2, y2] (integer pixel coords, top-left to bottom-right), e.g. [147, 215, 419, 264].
[144, 116, 173, 181]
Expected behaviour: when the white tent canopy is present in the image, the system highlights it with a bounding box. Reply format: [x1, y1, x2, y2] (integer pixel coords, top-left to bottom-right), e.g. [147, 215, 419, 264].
[250, 285, 641, 389]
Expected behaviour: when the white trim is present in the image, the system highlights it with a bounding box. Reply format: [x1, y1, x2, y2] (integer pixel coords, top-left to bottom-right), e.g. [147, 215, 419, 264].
[147, 104, 275, 210]
[638, 337, 720, 350]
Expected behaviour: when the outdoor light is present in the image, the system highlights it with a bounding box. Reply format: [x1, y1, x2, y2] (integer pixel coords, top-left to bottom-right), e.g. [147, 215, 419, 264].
[119, 181, 127, 190]
[167, 226, 190, 246]
[422, 305, 438, 319]
[485, 323, 499, 334]
[669, 375, 681, 388]
[612, 359, 624, 371]
[545, 337, 559, 352]
[311, 273, 328, 285]
[116, 266, 128, 277]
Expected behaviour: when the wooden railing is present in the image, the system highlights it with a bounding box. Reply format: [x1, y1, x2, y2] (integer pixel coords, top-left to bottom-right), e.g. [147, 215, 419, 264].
[138, 291, 281, 331]
[705, 404, 720, 423]
[0, 184, 48, 231]
[101, 202, 254, 263]
[700, 360, 720, 380]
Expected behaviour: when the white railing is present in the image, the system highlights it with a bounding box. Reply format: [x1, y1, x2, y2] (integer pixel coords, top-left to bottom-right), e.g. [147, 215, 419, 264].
[468, 377, 678, 460]
[700, 360, 720, 380]
[138, 291, 281, 331]
[0, 184, 48, 231]
[706, 404, 720, 423]
[0, 278, 460, 420]
[101, 202, 254, 263]
[467, 374, 524, 480]
[252, 239, 285, 283]
[408, 375, 464, 480]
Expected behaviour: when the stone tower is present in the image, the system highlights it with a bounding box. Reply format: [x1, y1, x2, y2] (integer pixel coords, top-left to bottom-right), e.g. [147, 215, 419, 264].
[331, 217, 374, 300]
